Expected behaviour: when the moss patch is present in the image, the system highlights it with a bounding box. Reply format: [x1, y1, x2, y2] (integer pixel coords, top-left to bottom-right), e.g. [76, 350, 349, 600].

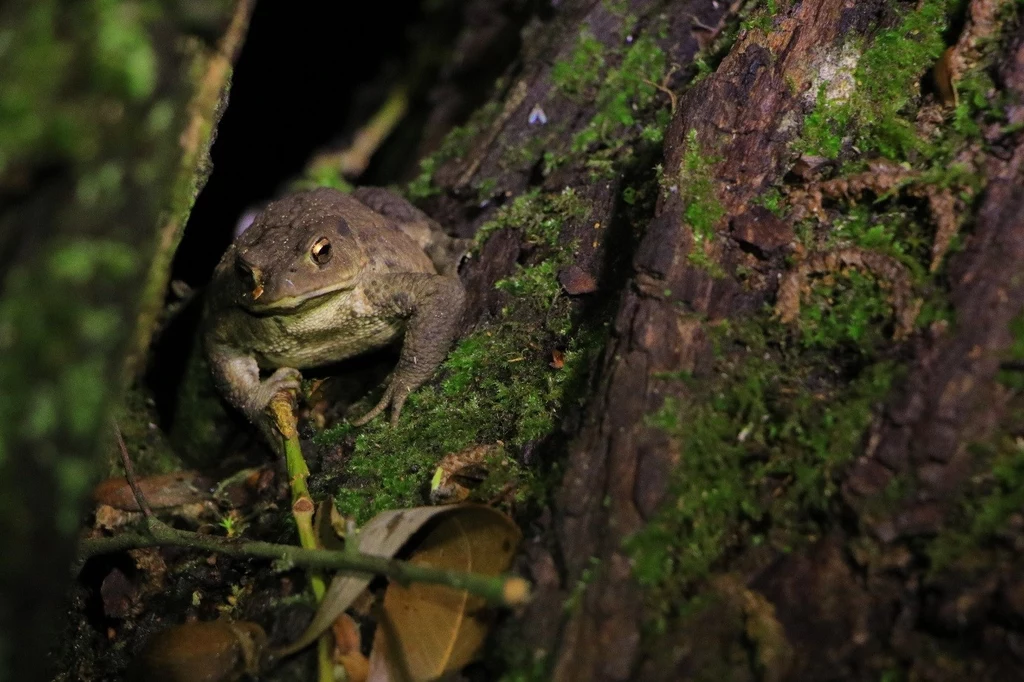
[570, 34, 670, 153]
[927, 433, 1024, 573]
[661, 129, 726, 274]
[799, 0, 957, 160]
[542, 24, 673, 179]
[406, 101, 502, 200]
[318, 187, 600, 522]
[626, 316, 895, 631]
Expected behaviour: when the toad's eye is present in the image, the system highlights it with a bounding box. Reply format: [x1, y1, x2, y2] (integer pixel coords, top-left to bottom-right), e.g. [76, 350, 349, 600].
[311, 237, 332, 265]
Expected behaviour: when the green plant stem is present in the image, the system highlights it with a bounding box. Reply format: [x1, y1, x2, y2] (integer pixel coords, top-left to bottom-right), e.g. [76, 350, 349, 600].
[75, 517, 528, 606]
[271, 395, 339, 682]
[272, 395, 327, 599]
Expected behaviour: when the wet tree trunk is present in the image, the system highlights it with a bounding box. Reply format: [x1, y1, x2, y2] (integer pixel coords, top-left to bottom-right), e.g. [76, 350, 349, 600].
[7, 0, 1024, 680]
[417, 0, 1024, 678]
[0, 2, 252, 680]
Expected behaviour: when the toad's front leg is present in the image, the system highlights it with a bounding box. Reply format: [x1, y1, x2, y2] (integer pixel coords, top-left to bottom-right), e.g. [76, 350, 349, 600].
[206, 342, 303, 445]
[351, 273, 466, 426]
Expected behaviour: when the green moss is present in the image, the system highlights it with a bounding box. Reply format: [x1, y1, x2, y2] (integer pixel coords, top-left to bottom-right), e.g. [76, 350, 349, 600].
[753, 187, 786, 217]
[295, 162, 355, 192]
[676, 129, 724, 242]
[856, 0, 953, 157]
[927, 434, 1024, 572]
[741, 0, 780, 33]
[406, 101, 501, 200]
[800, 83, 854, 159]
[552, 30, 606, 98]
[475, 187, 589, 315]
[797, 269, 892, 353]
[475, 188, 588, 249]
[496, 259, 563, 304]
[626, 316, 894, 622]
[321, 321, 599, 522]
[317, 182, 604, 521]
[571, 36, 669, 153]
[407, 156, 440, 200]
[800, 0, 963, 160]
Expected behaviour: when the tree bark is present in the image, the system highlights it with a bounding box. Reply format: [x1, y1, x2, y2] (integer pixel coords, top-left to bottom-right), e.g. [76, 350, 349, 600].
[12, 0, 1024, 679]
[416, 0, 1024, 678]
[0, 2, 252, 679]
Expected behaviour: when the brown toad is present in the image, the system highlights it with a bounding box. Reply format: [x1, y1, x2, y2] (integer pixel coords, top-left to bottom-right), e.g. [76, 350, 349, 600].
[203, 187, 468, 433]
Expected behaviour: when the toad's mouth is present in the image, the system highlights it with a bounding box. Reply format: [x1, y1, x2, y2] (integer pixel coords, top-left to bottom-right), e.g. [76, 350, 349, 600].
[242, 282, 353, 314]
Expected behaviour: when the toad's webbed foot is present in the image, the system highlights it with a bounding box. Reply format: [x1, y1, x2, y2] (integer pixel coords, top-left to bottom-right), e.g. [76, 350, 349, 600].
[348, 378, 410, 428]
[350, 272, 466, 428]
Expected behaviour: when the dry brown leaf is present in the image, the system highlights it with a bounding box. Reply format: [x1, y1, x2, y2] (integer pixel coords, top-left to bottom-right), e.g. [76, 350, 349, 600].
[558, 265, 598, 295]
[130, 621, 267, 682]
[430, 445, 501, 504]
[334, 614, 369, 682]
[934, 46, 958, 106]
[277, 505, 516, 659]
[366, 506, 521, 682]
[93, 471, 212, 511]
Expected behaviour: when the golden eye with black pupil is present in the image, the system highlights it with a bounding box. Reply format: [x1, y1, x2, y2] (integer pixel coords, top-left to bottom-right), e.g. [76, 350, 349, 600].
[311, 237, 332, 265]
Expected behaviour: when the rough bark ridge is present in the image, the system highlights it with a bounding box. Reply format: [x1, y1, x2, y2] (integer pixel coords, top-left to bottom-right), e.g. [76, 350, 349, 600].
[553, 2, 874, 678]
[415, 0, 1024, 678]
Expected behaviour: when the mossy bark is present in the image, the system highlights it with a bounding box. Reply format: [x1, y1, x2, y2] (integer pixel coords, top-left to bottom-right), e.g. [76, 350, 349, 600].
[0, 1, 252, 679]
[16, 0, 1024, 679]
[402, 0, 1024, 679]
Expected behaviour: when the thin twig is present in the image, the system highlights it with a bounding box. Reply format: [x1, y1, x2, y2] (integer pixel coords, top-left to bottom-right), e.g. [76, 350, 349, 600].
[75, 518, 530, 607]
[687, 13, 718, 33]
[643, 63, 681, 113]
[112, 420, 153, 518]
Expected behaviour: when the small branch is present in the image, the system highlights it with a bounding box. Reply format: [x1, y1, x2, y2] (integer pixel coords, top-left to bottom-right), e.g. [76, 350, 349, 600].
[75, 518, 529, 607]
[643, 62, 681, 113]
[687, 13, 718, 33]
[112, 420, 152, 518]
[306, 85, 409, 179]
[267, 392, 331, 682]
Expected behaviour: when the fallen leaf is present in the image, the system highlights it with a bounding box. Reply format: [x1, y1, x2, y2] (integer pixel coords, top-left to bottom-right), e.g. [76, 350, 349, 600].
[934, 45, 959, 106]
[334, 614, 370, 682]
[558, 265, 598, 295]
[429, 445, 500, 505]
[101, 568, 140, 619]
[93, 471, 213, 511]
[130, 621, 266, 682]
[367, 506, 521, 682]
[276, 505, 494, 657]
